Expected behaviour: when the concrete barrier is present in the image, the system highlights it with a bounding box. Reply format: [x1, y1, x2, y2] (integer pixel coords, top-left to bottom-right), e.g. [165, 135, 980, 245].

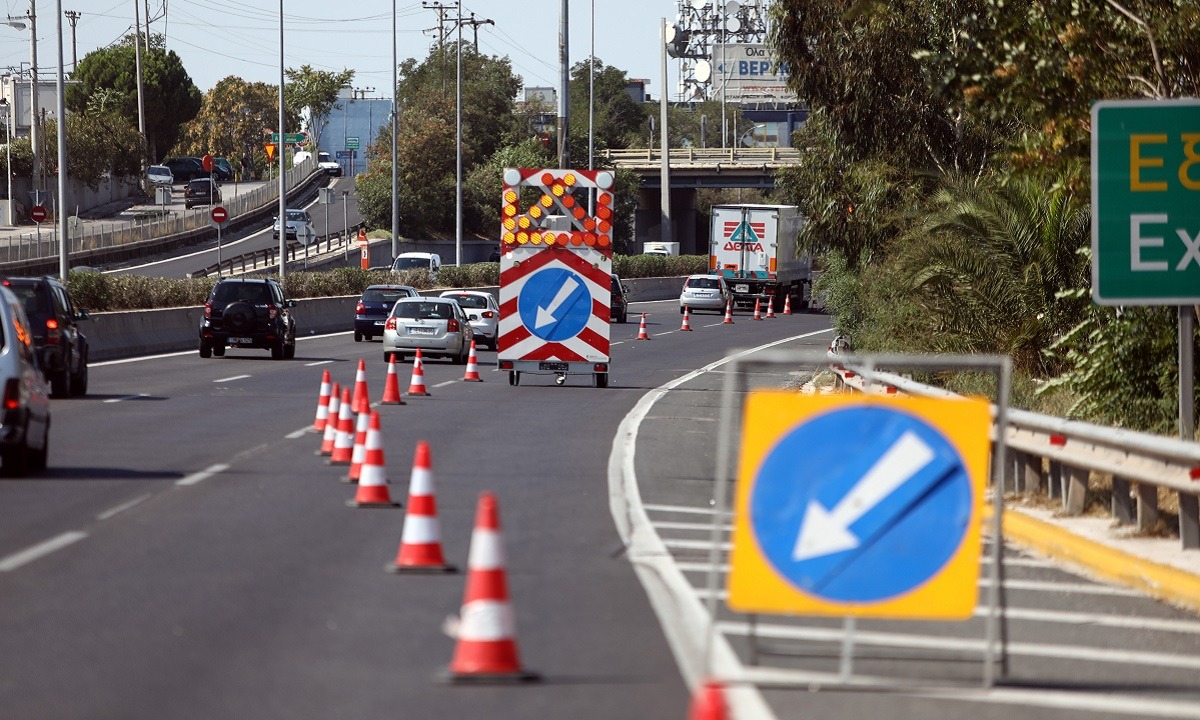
[86, 276, 687, 361]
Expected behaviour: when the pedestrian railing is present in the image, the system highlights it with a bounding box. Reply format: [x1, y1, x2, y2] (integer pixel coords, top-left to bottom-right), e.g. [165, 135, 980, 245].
[601, 146, 803, 166]
[828, 355, 1200, 550]
[189, 222, 365, 278]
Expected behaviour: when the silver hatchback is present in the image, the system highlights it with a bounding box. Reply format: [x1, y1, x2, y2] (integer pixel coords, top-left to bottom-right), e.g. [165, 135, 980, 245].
[0, 286, 50, 475]
[679, 273, 729, 313]
[382, 297, 474, 364]
[438, 290, 498, 350]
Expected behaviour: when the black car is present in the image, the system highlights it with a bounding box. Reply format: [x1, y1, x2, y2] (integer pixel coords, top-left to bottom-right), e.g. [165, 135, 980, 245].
[199, 278, 297, 360]
[1, 276, 89, 397]
[0, 285, 50, 475]
[610, 273, 629, 324]
[355, 284, 418, 342]
[212, 157, 235, 182]
[161, 157, 206, 184]
[184, 178, 221, 209]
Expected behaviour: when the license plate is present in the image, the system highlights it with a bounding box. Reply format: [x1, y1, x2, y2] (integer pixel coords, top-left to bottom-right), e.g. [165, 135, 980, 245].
[408, 327, 435, 335]
[228, 337, 252, 344]
[734, 284, 749, 293]
[539, 361, 568, 371]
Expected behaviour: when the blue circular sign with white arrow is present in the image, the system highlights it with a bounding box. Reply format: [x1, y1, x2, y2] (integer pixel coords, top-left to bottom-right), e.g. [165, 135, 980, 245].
[750, 406, 973, 603]
[518, 267, 592, 342]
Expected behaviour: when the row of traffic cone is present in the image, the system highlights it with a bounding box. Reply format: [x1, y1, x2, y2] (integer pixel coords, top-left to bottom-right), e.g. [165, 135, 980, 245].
[314, 344, 486, 416]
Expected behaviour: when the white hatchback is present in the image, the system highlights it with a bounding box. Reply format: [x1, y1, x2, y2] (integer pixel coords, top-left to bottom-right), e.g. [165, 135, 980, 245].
[438, 290, 499, 350]
[679, 274, 729, 313]
[382, 297, 474, 364]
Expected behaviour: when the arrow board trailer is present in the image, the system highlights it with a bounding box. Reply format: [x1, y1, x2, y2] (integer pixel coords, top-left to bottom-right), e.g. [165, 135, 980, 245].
[498, 168, 615, 388]
[710, 204, 813, 312]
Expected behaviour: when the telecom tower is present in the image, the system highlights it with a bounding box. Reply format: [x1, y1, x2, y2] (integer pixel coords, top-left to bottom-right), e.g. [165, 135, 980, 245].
[666, 0, 772, 102]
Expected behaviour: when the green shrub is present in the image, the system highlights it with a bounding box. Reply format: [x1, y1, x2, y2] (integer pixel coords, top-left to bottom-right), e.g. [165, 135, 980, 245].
[612, 254, 707, 278]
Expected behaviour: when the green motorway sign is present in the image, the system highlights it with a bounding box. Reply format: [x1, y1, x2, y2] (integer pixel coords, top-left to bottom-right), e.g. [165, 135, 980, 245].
[346, 136, 360, 150]
[1092, 99, 1200, 305]
[268, 132, 306, 143]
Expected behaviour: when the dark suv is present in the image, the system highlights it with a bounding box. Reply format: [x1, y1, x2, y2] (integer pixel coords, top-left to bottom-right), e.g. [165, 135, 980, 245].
[1, 276, 89, 397]
[161, 157, 206, 184]
[610, 274, 629, 324]
[184, 178, 221, 209]
[199, 278, 297, 360]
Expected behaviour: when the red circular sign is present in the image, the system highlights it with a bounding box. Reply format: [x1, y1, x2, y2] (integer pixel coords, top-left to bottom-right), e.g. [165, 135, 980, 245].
[29, 205, 47, 223]
[201, 154, 215, 172]
[210, 206, 228, 224]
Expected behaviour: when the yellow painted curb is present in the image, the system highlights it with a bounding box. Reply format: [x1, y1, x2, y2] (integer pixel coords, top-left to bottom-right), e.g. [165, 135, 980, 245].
[985, 505, 1200, 615]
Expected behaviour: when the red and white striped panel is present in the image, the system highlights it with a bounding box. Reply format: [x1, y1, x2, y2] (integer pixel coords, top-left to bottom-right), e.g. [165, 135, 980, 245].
[723, 221, 767, 239]
[498, 245, 611, 362]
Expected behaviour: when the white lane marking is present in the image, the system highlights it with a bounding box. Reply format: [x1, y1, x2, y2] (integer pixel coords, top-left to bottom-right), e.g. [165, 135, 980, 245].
[0, 531, 89, 572]
[719, 621, 1200, 671]
[91, 331, 354, 367]
[981, 577, 1140, 596]
[103, 393, 150, 404]
[96, 494, 152, 520]
[643, 503, 732, 517]
[305, 360, 335, 367]
[656, 331, 675, 336]
[973, 606, 1200, 635]
[433, 380, 456, 388]
[213, 375, 250, 383]
[176, 464, 230, 486]
[702, 322, 724, 328]
[612, 341, 625, 346]
[607, 326, 833, 720]
[285, 427, 310, 439]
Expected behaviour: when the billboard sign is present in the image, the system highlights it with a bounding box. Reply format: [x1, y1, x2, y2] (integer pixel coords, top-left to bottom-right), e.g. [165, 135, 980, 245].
[711, 44, 796, 103]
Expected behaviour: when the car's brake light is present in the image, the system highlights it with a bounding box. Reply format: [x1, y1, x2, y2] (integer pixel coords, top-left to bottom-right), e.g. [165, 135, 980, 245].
[385, 317, 397, 330]
[481, 310, 494, 319]
[45, 317, 60, 343]
[355, 301, 366, 315]
[3, 378, 19, 411]
[447, 319, 460, 333]
[204, 301, 213, 318]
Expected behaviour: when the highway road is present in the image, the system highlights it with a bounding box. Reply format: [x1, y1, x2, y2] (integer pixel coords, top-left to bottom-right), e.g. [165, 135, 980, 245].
[2, 300, 1199, 719]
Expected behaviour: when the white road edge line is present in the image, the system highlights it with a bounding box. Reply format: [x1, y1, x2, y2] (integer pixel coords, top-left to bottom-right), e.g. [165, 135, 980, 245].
[213, 375, 251, 383]
[96, 494, 153, 521]
[177, 464, 231, 486]
[285, 427, 311, 440]
[92, 331, 354, 367]
[433, 380, 456, 388]
[305, 360, 335, 367]
[103, 393, 150, 404]
[607, 326, 833, 720]
[0, 531, 88, 572]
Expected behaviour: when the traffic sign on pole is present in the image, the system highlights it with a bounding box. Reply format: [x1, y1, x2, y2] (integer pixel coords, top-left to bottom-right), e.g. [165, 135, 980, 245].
[201, 154, 215, 173]
[1091, 99, 1200, 305]
[210, 206, 228, 226]
[29, 205, 47, 223]
[346, 136, 360, 150]
[727, 392, 991, 619]
[268, 132, 306, 144]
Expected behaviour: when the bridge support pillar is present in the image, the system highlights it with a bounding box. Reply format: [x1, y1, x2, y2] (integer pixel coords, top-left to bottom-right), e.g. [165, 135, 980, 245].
[635, 187, 700, 254]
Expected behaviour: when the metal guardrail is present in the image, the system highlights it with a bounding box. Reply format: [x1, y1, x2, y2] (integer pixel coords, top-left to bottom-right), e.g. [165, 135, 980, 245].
[827, 353, 1200, 550]
[189, 223, 365, 278]
[0, 159, 319, 263]
[601, 147, 803, 165]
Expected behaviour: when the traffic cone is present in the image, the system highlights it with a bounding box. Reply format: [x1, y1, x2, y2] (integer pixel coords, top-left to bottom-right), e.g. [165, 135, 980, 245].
[387, 441, 455, 574]
[765, 299, 776, 318]
[752, 298, 763, 320]
[346, 411, 402, 508]
[783, 294, 792, 315]
[318, 382, 341, 455]
[351, 358, 370, 413]
[445, 492, 538, 683]
[722, 299, 734, 324]
[680, 307, 693, 331]
[380, 354, 405, 405]
[344, 407, 370, 483]
[408, 349, 430, 396]
[329, 388, 355, 464]
[463, 340, 482, 382]
[687, 680, 730, 720]
[312, 369, 332, 432]
[637, 313, 650, 340]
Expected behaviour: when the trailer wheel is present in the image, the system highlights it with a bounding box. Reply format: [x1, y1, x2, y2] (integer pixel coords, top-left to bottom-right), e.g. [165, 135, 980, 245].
[509, 370, 520, 386]
[595, 372, 609, 388]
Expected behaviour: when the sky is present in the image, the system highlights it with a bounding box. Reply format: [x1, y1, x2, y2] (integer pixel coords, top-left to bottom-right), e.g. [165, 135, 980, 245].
[0, 0, 684, 100]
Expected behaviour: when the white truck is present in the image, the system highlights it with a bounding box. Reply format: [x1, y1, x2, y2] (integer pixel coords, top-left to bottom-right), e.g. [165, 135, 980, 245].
[391, 252, 442, 274]
[709, 204, 812, 311]
[642, 241, 680, 256]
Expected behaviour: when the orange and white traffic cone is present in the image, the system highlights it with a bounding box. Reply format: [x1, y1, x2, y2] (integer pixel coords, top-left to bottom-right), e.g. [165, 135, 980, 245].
[329, 388, 355, 465]
[344, 407, 370, 483]
[318, 382, 341, 455]
[380, 354, 405, 405]
[346, 411, 402, 508]
[687, 680, 730, 720]
[463, 340, 482, 382]
[351, 358, 370, 413]
[312, 369, 332, 432]
[722, 299, 735, 324]
[765, 298, 776, 319]
[680, 307, 693, 331]
[387, 441, 455, 574]
[446, 491, 538, 683]
[637, 313, 650, 340]
[408, 349, 430, 396]
[752, 298, 763, 320]
[783, 294, 792, 315]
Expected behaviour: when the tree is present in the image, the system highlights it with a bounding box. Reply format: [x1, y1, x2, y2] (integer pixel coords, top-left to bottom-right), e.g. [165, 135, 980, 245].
[567, 58, 646, 151]
[67, 34, 202, 160]
[284, 65, 354, 148]
[40, 110, 142, 191]
[173, 76, 298, 175]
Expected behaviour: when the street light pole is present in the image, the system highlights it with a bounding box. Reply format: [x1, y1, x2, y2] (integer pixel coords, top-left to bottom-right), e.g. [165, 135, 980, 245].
[1, 100, 11, 227]
[454, 0, 462, 266]
[391, 0, 399, 260]
[277, 0, 286, 279]
[557, 0, 568, 169]
[55, 0, 65, 279]
[133, 0, 147, 186]
[588, 0, 594, 215]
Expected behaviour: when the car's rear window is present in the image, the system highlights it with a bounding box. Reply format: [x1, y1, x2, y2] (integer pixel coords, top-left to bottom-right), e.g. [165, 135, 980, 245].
[450, 294, 488, 309]
[214, 282, 270, 305]
[687, 277, 720, 289]
[286, 211, 307, 222]
[6, 284, 50, 323]
[363, 289, 411, 303]
[392, 302, 452, 320]
[188, 180, 212, 190]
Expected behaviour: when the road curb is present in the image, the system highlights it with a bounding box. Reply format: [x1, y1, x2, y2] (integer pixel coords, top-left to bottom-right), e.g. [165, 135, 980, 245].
[996, 505, 1200, 614]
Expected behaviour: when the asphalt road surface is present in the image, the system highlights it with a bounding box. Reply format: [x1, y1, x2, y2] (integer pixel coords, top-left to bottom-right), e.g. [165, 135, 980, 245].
[3, 299, 1198, 719]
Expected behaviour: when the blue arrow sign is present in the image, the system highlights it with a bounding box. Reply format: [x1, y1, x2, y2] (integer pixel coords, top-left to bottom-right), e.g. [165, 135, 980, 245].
[750, 406, 973, 602]
[517, 267, 592, 342]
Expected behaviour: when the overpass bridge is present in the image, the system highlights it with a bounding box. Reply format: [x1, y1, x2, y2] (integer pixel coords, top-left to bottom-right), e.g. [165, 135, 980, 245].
[600, 146, 804, 253]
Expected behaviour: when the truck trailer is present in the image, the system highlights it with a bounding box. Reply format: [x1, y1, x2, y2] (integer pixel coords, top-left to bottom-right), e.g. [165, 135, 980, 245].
[709, 204, 812, 311]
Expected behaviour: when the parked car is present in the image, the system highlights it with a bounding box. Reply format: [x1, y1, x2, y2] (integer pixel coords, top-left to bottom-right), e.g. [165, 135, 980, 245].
[184, 178, 221, 209]
[0, 285, 50, 475]
[1, 276, 89, 397]
[355, 284, 418, 342]
[610, 273, 629, 323]
[146, 164, 174, 186]
[679, 273, 729, 314]
[199, 278, 296, 360]
[382, 297, 474, 364]
[273, 209, 311, 239]
[212, 157, 235, 182]
[161, 157, 206, 184]
[439, 290, 499, 350]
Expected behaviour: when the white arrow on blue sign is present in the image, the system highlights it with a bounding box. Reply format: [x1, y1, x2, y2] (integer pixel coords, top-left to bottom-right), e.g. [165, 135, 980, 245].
[517, 268, 592, 342]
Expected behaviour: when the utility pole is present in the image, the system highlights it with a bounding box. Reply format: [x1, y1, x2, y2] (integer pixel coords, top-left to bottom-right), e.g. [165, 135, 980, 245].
[422, 2, 454, 98]
[461, 12, 493, 53]
[557, 0, 569, 169]
[64, 10, 79, 72]
[143, 0, 150, 51]
[133, 0, 147, 175]
[27, 1, 40, 193]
